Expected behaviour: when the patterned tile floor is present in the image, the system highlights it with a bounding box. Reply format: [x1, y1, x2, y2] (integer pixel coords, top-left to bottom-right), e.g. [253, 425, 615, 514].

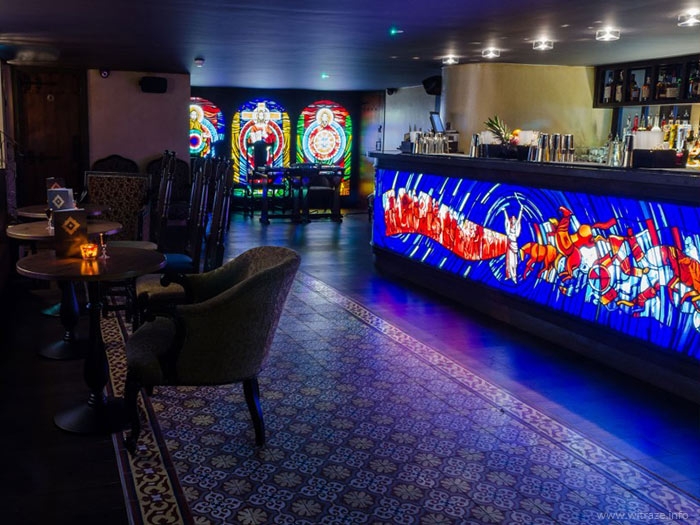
[113, 267, 700, 524]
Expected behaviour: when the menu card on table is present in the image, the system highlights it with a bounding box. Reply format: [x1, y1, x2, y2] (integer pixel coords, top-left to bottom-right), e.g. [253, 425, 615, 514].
[53, 209, 88, 258]
[47, 188, 76, 211]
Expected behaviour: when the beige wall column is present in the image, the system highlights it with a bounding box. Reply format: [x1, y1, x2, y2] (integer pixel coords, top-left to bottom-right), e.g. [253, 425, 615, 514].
[441, 63, 612, 153]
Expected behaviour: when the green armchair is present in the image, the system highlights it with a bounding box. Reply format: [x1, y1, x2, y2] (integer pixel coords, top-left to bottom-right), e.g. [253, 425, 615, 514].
[123, 246, 301, 453]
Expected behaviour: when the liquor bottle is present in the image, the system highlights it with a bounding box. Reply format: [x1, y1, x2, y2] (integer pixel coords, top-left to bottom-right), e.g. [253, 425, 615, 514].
[629, 74, 640, 102]
[603, 72, 613, 103]
[656, 74, 666, 99]
[614, 70, 624, 103]
[666, 75, 680, 99]
[641, 76, 651, 102]
[632, 114, 639, 133]
[689, 63, 700, 99]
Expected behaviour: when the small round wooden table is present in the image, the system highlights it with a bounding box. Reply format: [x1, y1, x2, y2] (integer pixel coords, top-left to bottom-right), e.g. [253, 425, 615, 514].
[16, 247, 166, 434]
[16, 203, 108, 220]
[7, 220, 123, 360]
[6, 220, 122, 243]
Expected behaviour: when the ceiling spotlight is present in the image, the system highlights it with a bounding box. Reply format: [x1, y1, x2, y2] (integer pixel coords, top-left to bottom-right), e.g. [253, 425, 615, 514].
[533, 39, 554, 51]
[482, 48, 501, 59]
[678, 10, 700, 27]
[194, 57, 205, 67]
[595, 28, 620, 41]
[442, 56, 459, 65]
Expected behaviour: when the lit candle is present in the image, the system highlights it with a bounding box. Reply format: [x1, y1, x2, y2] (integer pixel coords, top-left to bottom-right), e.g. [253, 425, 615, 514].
[80, 243, 99, 260]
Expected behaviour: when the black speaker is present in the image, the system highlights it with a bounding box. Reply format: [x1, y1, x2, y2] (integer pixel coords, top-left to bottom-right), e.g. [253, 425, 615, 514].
[422, 75, 442, 96]
[139, 76, 167, 93]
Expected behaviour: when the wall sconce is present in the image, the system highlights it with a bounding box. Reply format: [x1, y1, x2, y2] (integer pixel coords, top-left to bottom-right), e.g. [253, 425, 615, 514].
[482, 48, 501, 59]
[442, 56, 459, 65]
[595, 28, 620, 41]
[678, 10, 700, 27]
[532, 40, 554, 51]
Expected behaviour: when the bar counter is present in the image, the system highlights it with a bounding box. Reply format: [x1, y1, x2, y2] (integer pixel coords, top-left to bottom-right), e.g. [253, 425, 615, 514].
[370, 152, 700, 402]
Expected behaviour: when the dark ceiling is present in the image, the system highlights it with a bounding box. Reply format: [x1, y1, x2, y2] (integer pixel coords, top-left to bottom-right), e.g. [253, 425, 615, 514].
[1, 1, 699, 91]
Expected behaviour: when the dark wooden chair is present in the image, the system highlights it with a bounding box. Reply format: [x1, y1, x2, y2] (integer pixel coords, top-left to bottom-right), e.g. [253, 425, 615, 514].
[123, 246, 301, 453]
[91, 154, 139, 173]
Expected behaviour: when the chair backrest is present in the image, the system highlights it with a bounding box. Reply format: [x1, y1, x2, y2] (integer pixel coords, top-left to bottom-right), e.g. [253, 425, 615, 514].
[85, 171, 150, 241]
[202, 174, 230, 272]
[174, 246, 301, 384]
[91, 154, 139, 173]
[182, 166, 211, 271]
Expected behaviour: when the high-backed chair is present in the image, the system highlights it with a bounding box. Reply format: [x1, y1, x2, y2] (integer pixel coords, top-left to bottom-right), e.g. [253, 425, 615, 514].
[131, 170, 223, 329]
[91, 154, 139, 174]
[123, 246, 301, 453]
[146, 154, 191, 225]
[85, 171, 150, 242]
[85, 171, 152, 324]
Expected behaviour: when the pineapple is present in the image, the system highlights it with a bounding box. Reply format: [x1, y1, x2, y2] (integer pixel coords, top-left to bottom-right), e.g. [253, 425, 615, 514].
[484, 115, 512, 145]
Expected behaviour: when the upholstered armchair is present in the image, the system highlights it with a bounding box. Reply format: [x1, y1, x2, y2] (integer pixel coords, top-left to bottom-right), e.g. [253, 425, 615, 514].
[123, 246, 301, 453]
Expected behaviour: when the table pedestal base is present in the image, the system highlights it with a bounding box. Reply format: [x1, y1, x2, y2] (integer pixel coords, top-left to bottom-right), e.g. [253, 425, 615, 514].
[54, 394, 127, 434]
[39, 338, 87, 360]
[41, 302, 61, 317]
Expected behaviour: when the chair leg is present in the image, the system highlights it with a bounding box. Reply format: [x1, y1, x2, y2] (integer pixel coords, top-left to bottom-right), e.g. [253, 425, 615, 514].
[243, 376, 265, 447]
[123, 372, 143, 455]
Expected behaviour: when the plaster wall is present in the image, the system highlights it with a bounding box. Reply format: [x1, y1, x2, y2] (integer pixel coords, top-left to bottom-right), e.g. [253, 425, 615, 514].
[87, 70, 190, 170]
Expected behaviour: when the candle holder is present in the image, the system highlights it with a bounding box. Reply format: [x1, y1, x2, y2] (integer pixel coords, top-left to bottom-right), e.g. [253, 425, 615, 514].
[80, 243, 99, 261]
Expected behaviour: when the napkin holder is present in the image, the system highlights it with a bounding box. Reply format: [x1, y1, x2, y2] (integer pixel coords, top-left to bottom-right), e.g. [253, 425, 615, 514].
[53, 209, 88, 258]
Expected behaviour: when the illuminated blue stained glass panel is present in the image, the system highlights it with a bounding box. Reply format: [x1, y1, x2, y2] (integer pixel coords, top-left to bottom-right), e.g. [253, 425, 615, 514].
[372, 168, 700, 359]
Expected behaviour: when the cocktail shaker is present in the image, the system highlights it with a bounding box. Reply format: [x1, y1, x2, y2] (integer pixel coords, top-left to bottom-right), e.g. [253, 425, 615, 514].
[536, 133, 549, 162]
[562, 134, 574, 162]
[621, 135, 634, 168]
[469, 133, 480, 157]
[550, 133, 561, 162]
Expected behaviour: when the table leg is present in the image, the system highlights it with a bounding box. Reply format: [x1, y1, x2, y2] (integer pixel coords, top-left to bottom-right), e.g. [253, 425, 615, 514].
[259, 177, 270, 224]
[54, 281, 125, 434]
[39, 281, 86, 360]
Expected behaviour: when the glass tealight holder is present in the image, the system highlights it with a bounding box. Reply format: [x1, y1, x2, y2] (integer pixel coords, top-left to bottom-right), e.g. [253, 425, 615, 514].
[80, 243, 99, 261]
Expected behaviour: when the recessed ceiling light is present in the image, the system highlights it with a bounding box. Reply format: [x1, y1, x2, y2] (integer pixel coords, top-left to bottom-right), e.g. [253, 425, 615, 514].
[678, 10, 700, 27]
[560, 24, 570, 28]
[595, 28, 620, 41]
[533, 39, 554, 51]
[193, 57, 205, 67]
[442, 56, 459, 65]
[482, 48, 501, 59]
[412, 56, 420, 60]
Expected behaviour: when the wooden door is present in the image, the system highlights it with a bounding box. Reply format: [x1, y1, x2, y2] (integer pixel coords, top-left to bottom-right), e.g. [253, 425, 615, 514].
[14, 68, 87, 207]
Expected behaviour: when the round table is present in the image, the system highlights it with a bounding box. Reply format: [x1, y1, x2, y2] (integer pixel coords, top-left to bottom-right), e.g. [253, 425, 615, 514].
[16, 203, 108, 220]
[6, 220, 122, 243]
[16, 247, 167, 434]
[7, 220, 123, 359]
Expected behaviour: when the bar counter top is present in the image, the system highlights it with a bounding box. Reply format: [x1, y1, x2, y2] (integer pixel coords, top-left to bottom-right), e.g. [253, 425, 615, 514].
[370, 152, 700, 204]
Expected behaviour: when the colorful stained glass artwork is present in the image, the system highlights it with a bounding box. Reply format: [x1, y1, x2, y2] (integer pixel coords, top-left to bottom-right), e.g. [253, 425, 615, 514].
[297, 100, 352, 196]
[372, 168, 700, 359]
[189, 97, 224, 157]
[231, 99, 290, 183]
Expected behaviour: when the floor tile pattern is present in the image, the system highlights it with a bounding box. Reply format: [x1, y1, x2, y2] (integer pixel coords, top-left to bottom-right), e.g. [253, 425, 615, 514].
[105, 271, 700, 524]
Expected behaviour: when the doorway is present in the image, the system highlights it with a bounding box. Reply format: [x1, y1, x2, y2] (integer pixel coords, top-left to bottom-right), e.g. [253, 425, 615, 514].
[13, 67, 87, 207]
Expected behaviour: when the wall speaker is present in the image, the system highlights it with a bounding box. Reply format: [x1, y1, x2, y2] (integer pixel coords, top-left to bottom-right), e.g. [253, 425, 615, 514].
[139, 76, 167, 93]
[422, 75, 442, 96]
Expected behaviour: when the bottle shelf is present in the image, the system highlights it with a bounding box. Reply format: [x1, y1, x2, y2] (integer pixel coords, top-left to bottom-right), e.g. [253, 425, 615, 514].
[595, 54, 700, 108]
